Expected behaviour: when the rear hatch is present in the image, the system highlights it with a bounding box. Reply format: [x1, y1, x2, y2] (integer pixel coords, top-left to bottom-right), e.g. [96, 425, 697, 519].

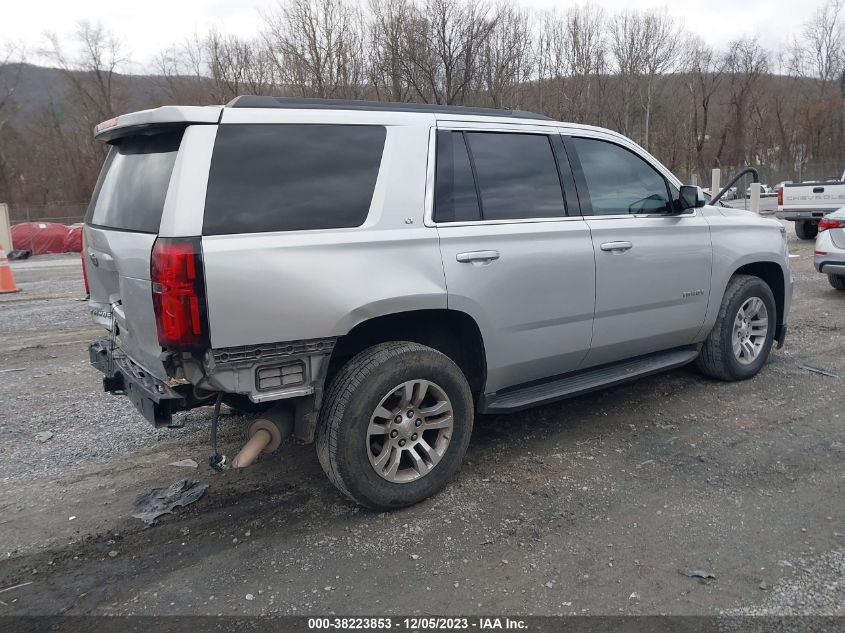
[84, 131, 184, 380]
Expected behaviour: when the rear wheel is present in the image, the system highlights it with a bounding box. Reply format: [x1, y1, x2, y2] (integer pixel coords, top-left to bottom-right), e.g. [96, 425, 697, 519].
[829, 274, 845, 291]
[317, 342, 473, 510]
[697, 275, 776, 381]
[795, 221, 818, 240]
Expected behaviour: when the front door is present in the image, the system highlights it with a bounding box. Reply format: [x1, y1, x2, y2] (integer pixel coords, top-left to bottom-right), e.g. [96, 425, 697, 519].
[565, 135, 712, 367]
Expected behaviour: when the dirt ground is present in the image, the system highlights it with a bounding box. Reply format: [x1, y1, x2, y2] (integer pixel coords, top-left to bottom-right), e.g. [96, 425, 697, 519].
[0, 214, 843, 617]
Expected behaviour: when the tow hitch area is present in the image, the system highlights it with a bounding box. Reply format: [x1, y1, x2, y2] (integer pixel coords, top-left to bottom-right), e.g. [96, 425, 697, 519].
[89, 339, 185, 427]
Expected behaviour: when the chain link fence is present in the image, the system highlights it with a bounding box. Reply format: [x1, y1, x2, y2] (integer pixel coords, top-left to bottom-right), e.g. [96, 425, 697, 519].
[9, 203, 88, 226]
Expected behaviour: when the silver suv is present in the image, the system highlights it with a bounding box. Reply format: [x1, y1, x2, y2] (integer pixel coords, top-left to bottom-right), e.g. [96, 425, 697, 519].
[84, 97, 793, 509]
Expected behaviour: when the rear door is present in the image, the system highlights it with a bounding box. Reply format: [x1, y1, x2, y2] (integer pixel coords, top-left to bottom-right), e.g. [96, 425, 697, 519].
[564, 135, 712, 367]
[84, 130, 184, 380]
[433, 124, 595, 393]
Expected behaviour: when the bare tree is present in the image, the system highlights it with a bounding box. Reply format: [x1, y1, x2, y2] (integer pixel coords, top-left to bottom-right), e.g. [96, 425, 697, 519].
[262, 0, 367, 99]
[203, 30, 275, 102]
[635, 11, 683, 152]
[44, 21, 126, 121]
[153, 35, 214, 105]
[681, 37, 725, 175]
[802, 0, 844, 85]
[609, 11, 646, 138]
[481, 4, 533, 108]
[0, 44, 26, 203]
[369, 0, 414, 101]
[535, 5, 607, 122]
[723, 38, 769, 168]
[41, 21, 127, 202]
[397, 0, 497, 105]
[0, 44, 24, 119]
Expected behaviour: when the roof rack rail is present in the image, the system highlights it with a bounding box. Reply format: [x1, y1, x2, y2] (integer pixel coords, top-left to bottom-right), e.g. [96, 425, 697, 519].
[225, 95, 552, 121]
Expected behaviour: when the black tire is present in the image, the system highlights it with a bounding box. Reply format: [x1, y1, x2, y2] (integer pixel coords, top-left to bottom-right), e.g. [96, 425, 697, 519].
[696, 275, 777, 381]
[829, 274, 845, 291]
[222, 394, 272, 414]
[316, 342, 474, 510]
[795, 221, 818, 240]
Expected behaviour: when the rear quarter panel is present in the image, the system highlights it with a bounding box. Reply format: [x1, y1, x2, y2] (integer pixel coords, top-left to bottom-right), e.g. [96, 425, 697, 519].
[201, 119, 446, 348]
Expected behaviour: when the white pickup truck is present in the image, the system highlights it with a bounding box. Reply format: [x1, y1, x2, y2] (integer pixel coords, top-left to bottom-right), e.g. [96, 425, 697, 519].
[777, 171, 845, 239]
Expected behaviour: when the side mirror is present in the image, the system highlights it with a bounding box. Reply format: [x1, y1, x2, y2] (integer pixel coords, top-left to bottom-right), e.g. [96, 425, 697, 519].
[678, 185, 706, 210]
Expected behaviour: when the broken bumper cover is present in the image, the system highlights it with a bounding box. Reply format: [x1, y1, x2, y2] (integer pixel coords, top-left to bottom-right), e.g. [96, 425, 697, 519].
[89, 339, 185, 427]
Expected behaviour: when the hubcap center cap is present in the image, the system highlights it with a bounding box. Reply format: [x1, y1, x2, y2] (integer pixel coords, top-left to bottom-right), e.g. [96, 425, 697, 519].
[394, 418, 415, 440]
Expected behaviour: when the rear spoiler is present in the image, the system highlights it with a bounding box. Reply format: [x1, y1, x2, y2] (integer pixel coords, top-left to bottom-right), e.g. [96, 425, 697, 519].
[94, 106, 223, 142]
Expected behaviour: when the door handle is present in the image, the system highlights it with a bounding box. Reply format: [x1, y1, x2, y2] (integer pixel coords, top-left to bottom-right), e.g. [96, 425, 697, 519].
[456, 250, 500, 264]
[600, 241, 633, 253]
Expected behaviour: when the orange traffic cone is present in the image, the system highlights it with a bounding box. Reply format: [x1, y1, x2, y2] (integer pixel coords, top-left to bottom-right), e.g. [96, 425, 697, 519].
[0, 244, 20, 293]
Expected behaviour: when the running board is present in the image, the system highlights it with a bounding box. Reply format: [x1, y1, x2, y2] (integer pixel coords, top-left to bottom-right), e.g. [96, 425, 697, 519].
[480, 347, 699, 414]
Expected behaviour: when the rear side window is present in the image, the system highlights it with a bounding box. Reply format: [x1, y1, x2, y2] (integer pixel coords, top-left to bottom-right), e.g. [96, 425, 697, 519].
[466, 132, 566, 221]
[571, 137, 673, 215]
[434, 130, 566, 222]
[86, 131, 183, 233]
[203, 124, 386, 235]
[434, 131, 481, 222]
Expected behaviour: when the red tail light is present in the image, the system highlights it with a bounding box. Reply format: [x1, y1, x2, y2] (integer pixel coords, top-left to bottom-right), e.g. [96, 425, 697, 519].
[151, 237, 210, 351]
[81, 252, 90, 295]
[777, 189, 783, 206]
[818, 217, 845, 231]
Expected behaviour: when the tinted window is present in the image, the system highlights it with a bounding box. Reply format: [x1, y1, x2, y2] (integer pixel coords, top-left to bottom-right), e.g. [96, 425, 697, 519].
[466, 132, 565, 220]
[86, 131, 183, 233]
[572, 137, 672, 215]
[203, 124, 385, 235]
[434, 131, 481, 222]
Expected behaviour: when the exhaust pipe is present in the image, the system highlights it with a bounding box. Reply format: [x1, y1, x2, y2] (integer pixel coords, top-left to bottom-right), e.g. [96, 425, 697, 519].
[231, 405, 294, 469]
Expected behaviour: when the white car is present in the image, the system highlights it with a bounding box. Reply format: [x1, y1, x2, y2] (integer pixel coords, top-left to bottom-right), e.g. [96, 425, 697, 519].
[814, 206, 845, 291]
[746, 184, 771, 197]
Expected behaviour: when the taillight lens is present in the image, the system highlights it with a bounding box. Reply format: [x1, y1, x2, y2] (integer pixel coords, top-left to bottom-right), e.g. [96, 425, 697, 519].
[818, 217, 845, 231]
[151, 237, 210, 351]
[81, 234, 90, 296]
[81, 253, 90, 295]
[777, 189, 783, 206]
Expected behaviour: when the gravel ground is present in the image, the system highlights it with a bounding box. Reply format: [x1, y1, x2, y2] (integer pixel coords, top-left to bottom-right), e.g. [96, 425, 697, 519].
[725, 548, 845, 616]
[0, 221, 843, 619]
[0, 255, 256, 482]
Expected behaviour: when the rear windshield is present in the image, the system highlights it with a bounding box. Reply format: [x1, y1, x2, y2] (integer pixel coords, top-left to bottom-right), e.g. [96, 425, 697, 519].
[203, 124, 386, 235]
[86, 131, 183, 233]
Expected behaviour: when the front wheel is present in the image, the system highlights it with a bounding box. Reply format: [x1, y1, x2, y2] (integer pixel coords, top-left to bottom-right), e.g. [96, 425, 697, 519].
[829, 274, 845, 291]
[697, 275, 777, 381]
[795, 221, 818, 240]
[317, 342, 474, 509]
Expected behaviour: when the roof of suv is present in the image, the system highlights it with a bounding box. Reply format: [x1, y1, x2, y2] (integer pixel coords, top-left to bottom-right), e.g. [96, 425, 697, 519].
[225, 95, 553, 121]
[94, 98, 554, 141]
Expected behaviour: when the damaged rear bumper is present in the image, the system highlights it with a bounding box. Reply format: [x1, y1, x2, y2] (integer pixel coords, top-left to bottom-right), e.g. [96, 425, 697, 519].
[89, 339, 185, 427]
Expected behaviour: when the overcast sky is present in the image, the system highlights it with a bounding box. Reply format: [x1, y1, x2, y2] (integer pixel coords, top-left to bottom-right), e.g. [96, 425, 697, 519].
[2, 0, 813, 71]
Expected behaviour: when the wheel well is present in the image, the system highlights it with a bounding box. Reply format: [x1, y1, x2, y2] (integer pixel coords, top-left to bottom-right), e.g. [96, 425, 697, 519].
[328, 310, 487, 397]
[733, 262, 785, 330]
